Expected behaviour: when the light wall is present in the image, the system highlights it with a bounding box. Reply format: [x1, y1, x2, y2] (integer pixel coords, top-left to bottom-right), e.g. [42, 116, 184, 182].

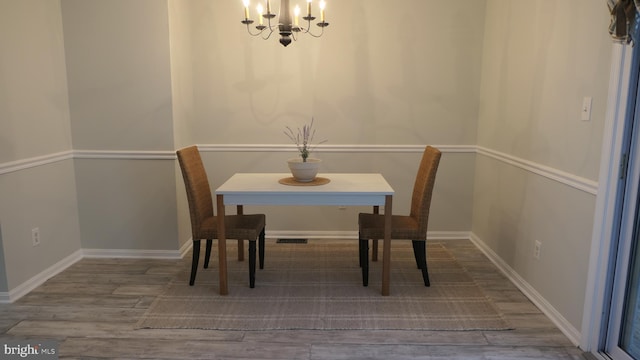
[60, 0, 179, 251]
[0, 0, 81, 293]
[473, 0, 612, 335]
[0, 229, 6, 292]
[0, 1, 74, 163]
[169, 0, 484, 146]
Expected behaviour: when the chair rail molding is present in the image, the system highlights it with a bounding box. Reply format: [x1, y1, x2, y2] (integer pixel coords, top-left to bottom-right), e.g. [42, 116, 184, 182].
[0, 150, 73, 175]
[476, 146, 598, 195]
[0, 145, 598, 196]
[199, 144, 598, 195]
[73, 150, 176, 160]
[0, 150, 175, 175]
[197, 144, 476, 153]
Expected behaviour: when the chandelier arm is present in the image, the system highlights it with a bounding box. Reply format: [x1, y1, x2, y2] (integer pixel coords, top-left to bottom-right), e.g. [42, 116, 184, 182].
[244, 23, 266, 37]
[293, 18, 328, 38]
[262, 27, 276, 40]
[295, 20, 312, 34]
[261, 16, 278, 40]
[305, 25, 326, 38]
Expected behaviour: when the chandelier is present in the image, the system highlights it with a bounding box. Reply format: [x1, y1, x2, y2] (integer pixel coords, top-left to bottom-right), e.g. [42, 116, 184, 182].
[241, 0, 329, 47]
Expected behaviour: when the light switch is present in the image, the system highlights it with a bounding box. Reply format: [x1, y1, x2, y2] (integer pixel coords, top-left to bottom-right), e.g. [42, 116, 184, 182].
[581, 97, 592, 121]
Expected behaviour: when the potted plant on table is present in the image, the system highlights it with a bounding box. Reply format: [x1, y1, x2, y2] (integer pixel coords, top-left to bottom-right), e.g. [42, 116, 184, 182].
[284, 118, 327, 182]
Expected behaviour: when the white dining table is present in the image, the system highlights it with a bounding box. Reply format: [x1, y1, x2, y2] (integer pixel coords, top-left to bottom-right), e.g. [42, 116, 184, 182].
[214, 173, 394, 296]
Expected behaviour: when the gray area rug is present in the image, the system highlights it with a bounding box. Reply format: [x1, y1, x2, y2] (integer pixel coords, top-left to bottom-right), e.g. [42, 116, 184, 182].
[137, 240, 510, 331]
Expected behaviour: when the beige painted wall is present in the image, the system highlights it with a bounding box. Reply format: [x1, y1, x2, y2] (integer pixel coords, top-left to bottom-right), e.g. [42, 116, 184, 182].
[473, 0, 612, 331]
[61, 0, 179, 251]
[0, 0, 81, 292]
[74, 159, 178, 250]
[167, 0, 485, 146]
[168, 0, 198, 249]
[0, 0, 73, 162]
[61, 0, 175, 151]
[0, 162, 82, 290]
[0, 230, 6, 292]
[476, 0, 610, 180]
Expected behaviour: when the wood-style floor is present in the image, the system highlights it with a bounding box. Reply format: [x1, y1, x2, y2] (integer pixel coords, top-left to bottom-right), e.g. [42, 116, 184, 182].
[0, 239, 587, 359]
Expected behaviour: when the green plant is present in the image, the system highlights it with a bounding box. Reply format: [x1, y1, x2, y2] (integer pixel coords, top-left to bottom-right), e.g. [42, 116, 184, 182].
[284, 118, 327, 162]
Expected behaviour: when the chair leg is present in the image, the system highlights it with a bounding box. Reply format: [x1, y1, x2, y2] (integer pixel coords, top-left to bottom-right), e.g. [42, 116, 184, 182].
[359, 237, 369, 286]
[249, 240, 257, 288]
[372, 206, 379, 262]
[412, 240, 421, 269]
[359, 238, 364, 267]
[259, 227, 265, 269]
[204, 239, 212, 269]
[238, 239, 244, 261]
[412, 240, 430, 287]
[372, 239, 379, 262]
[190, 240, 201, 286]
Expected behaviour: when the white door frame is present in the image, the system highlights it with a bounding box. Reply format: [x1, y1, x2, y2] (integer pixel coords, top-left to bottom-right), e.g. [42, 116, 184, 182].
[581, 42, 635, 354]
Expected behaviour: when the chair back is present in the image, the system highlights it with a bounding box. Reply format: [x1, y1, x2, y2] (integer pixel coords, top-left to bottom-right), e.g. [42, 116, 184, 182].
[176, 146, 214, 236]
[409, 146, 441, 234]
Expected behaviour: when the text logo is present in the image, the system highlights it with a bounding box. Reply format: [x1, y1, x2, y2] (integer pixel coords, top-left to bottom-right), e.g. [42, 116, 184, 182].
[2, 341, 58, 359]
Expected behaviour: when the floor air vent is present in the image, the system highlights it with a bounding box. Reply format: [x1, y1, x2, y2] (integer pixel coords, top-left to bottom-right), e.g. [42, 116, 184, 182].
[276, 238, 308, 244]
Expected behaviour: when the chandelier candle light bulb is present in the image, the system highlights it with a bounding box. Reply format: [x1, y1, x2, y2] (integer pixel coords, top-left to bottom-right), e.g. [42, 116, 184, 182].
[294, 5, 300, 26]
[257, 4, 264, 24]
[243, 0, 250, 19]
[307, 0, 312, 17]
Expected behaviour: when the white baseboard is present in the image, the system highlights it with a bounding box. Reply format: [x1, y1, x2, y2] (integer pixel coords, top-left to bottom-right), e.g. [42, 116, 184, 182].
[179, 239, 193, 259]
[469, 233, 582, 346]
[427, 231, 472, 240]
[268, 230, 359, 239]
[0, 249, 83, 304]
[0, 243, 191, 303]
[266, 230, 472, 241]
[82, 248, 183, 259]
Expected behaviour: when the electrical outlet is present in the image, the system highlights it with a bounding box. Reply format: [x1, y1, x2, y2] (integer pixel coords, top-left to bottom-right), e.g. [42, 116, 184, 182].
[534, 240, 541, 260]
[32, 227, 40, 247]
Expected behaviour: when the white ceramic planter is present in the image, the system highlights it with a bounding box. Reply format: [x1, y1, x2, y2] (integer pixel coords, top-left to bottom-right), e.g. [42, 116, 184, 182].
[287, 158, 321, 182]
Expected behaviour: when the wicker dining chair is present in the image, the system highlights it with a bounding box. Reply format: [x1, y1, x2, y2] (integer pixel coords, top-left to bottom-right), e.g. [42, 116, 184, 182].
[177, 146, 266, 288]
[358, 146, 441, 287]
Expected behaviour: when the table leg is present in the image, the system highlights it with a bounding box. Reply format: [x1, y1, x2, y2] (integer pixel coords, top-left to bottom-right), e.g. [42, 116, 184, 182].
[372, 206, 379, 262]
[216, 194, 228, 295]
[382, 195, 392, 296]
[237, 205, 244, 261]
